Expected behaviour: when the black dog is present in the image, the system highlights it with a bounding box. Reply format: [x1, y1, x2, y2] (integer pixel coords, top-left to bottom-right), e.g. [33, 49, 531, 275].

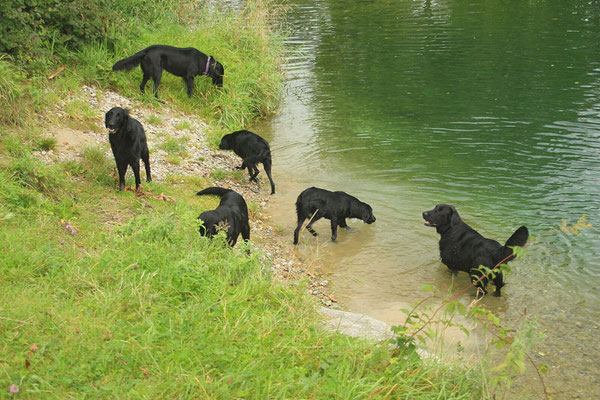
[196, 187, 250, 246]
[422, 204, 528, 296]
[112, 45, 224, 101]
[219, 130, 275, 195]
[104, 107, 151, 191]
[293, 187, 376, 245]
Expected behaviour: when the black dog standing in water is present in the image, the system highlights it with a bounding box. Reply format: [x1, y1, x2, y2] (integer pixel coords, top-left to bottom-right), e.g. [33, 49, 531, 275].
[112, 45, 224, 101]
[196, 187, 250, 247]
[422, 204, 528, 296]
[104, 107, 151, 191]
[293, 187, 376, 245]
[219, 130, 275, 195]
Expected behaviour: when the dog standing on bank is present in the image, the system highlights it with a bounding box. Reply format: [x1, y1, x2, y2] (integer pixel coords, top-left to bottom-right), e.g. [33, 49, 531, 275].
[104, 107, 151, 192]
[112, 45, 224, 101]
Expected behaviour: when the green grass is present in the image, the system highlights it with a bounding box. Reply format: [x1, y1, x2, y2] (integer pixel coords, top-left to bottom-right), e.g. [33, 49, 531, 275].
[146, 115, 163, 125]
[0, 145, 484, 398]
[159, 135, 190, 159]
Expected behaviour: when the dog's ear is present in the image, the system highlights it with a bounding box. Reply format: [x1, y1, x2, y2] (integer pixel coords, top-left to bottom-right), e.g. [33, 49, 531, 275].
[450, 206, 461, 226]
[104, 111, 110, 128]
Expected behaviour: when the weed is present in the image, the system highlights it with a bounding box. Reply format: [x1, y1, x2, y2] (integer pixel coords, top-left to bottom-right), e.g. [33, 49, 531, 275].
[64, 100, 101, 132]
[166, 154, 182, 165]
[146, 115, 163, 125]
[159, 135, 190, 158]
[36, 136, 58, 151]
[175, 121, 193, 131]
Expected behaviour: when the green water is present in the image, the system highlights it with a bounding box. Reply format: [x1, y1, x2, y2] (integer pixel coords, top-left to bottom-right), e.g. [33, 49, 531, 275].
[256, 0, 600, 397]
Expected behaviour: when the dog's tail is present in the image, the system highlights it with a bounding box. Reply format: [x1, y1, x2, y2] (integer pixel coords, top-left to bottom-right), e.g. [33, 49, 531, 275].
[196, 186, 233, 197]
[505, 226, 529, 248]
[498, 225, 529, 262]
[112, 48, 150, 71]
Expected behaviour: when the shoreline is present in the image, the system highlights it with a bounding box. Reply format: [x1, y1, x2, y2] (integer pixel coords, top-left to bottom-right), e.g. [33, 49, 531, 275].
[35, 85, 342, 309]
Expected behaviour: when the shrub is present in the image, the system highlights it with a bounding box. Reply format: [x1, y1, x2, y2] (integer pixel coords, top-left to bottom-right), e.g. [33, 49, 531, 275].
[1, 0, 119, 56]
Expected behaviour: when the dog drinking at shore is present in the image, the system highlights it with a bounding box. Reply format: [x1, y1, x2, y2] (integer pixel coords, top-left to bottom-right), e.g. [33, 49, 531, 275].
[218, 130, 275, 195]
[293, 187, 376, 245]
[422, 204, 528, 296]
[104, 107, 151, 192]
[112, 45, 224, 101]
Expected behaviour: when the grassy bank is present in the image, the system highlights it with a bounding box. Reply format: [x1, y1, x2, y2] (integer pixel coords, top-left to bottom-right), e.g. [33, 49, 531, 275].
[1, 1, 487, 398]
[1, 0, 284, 141]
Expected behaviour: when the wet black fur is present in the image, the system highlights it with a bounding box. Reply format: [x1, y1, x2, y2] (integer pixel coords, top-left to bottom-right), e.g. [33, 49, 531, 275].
[196, 187, 250, 247]
[293, 187, 376, 245]
[104, 107, 151, 191]
[112, 45, 224, 100]
[219, 130, 275, 195]
[422, 204, 528, 296]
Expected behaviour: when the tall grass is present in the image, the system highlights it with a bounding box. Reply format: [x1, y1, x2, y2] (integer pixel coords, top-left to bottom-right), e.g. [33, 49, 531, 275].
[86, 0, 285, 133]
[0, 151, 484, 397]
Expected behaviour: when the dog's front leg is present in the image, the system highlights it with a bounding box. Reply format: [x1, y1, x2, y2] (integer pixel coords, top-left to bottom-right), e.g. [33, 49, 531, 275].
[131, 161, 142, 192]
[117, 162, 127, 191]
[330, 219, 338, 241]
[184, 76, 195, 97]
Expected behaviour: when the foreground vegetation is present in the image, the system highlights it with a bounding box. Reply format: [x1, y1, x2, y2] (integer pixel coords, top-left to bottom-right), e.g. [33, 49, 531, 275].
[0, 0, 541, 398]
[0, 134, 484, 397]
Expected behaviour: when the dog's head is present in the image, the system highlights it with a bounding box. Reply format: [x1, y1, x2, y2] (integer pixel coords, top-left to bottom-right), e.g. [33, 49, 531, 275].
[361, 204, 376, 224]
[105, 107, 128, 134]
[218, 134, 233, 150]
[422, 204, 461, 231]
[198, 212, 218, 238]
[210, 58, 224, 87]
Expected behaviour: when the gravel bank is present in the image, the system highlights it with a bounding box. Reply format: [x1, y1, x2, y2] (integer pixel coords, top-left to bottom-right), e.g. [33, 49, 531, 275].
[33, 86, 340, 308]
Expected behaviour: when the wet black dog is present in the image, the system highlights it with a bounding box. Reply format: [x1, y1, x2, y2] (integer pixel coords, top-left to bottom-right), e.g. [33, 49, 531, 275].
[104, 107, 151, 191]
[112, 45, 224, 101]
[293, 187, 376, 245]
[219, 130, 275, 195]
[196, 187, 250, 247]
[422, 204, 528, 296]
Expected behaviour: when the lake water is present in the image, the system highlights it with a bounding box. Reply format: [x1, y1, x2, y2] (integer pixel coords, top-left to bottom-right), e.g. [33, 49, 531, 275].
[254, 0, 600, 397]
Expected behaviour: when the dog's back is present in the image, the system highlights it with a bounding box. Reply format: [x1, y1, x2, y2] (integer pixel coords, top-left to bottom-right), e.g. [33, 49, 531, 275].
[296, 187, 333, 219]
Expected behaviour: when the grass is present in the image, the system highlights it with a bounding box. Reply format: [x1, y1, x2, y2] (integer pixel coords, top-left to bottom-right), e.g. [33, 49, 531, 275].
[159, 135, 190, 159]
[0, 143, 484, 398]
[146, 115, 163, 125]
[175, 121, 194, 131]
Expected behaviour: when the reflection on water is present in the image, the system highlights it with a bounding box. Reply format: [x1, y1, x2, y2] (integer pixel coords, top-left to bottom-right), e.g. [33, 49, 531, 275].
[255, 0, 600, 397]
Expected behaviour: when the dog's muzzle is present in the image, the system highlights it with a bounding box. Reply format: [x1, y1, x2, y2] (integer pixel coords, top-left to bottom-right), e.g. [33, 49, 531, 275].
[422, 212, 436, 227]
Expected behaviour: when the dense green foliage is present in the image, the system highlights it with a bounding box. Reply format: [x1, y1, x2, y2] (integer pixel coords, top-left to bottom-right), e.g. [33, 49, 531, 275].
[0, 0, 197, 56]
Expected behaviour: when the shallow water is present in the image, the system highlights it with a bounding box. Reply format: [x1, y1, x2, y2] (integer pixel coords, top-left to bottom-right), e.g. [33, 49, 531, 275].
[254, 0, 599, 397]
